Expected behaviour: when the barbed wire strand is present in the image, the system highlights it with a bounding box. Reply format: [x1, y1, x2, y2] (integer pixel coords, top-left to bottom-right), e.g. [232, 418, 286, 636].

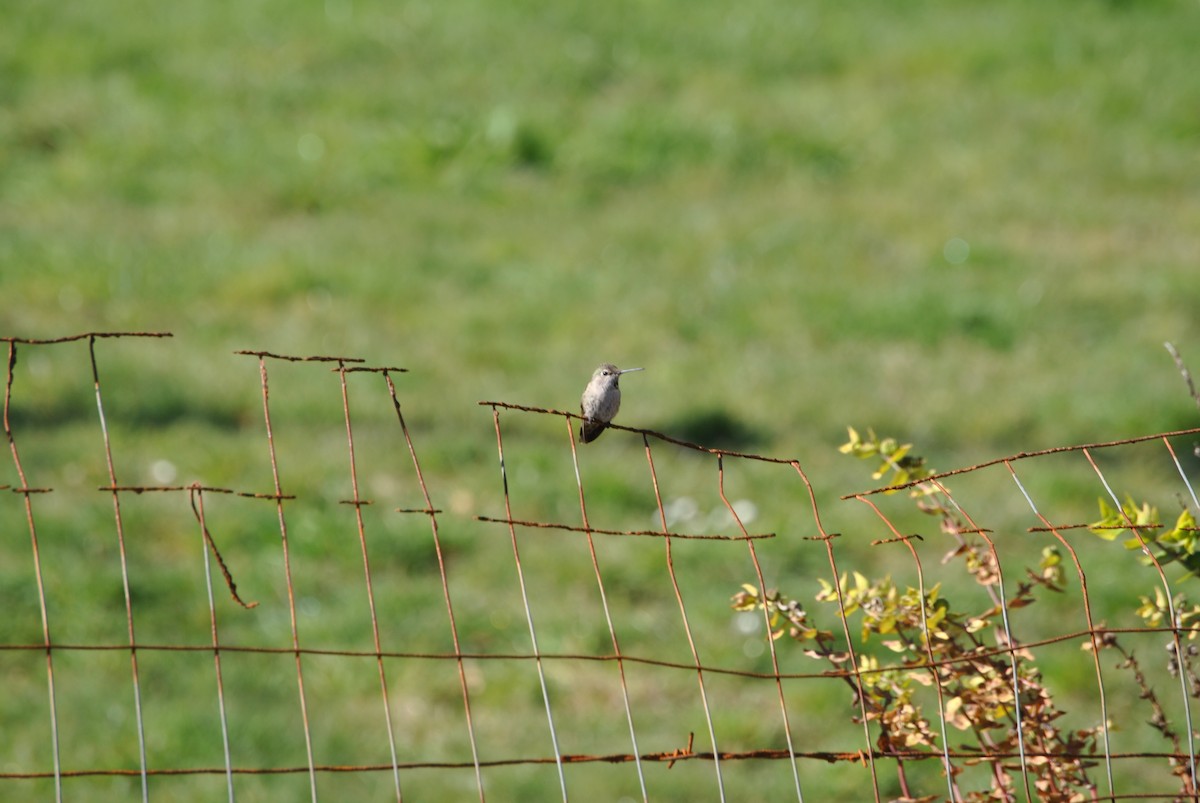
[191, 487, 237, 803]
[1083, 446, 1199, 795]
[337, 363, 404, 802]
[4, 341, 63, 803]
[641, 432, 728, 801]
[853, 495, 960, 801]
[1004, 460, 1117, 798]
[247, 352, 320, 802]
[89, 335, 151, 803]
[717, 454, 805, 802]
[384, 370, 487, 801]
[566, 419, 649, 801]
[488, 405, 569, 800]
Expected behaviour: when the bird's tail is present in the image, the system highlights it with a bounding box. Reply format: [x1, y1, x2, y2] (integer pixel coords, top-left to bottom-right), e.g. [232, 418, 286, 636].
[580, 420, 607, 443]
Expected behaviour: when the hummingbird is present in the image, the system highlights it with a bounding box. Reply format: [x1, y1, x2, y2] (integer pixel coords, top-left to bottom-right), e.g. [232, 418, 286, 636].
[580, 363, 643, 443]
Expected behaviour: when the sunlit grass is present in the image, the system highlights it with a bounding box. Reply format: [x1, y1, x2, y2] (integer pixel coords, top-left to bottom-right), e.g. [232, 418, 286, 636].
[3, 0, 1200, 798]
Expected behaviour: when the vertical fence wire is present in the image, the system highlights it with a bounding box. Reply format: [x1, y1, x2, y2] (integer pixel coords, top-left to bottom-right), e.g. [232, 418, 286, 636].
[1160, 436, 1200, 794]
[852, 493, 959, 802]
[1084, 446, 1199, 793]
[930, 478, 1035, 802]
[566, 421, 648, 802]
[336, 364, 403, 802]
[1165, 436, 1200, 510]
[88, 336, 150, 803]
[641, 434, 727, 802]
[793, 461, 883, 801]
[895, 533, 958, 803]
[488, 406, 569, 801]
[1004, 460, 1117, 798]
[384, 371, 487, 801]
[248, 354, 319, 802]
[190, 487, 237, 803]
[716, 454, 804, 802]
[3, 342, 63, 803]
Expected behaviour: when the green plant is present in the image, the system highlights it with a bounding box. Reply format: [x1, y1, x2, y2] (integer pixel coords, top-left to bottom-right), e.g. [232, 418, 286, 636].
[734, 429, 1200, 801]
[1088, 496, 1200, 580]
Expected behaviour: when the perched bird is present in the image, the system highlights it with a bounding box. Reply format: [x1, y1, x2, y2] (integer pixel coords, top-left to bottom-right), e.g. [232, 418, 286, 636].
[580, 363, 643, 443]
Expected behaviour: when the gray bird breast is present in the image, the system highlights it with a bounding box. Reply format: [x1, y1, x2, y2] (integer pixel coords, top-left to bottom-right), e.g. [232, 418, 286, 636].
[580, 369, 623, 442]
[584, 381, 621, 422]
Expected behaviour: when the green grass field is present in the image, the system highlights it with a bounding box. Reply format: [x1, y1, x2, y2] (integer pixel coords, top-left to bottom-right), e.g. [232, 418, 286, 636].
[4, 0, 1200, 799]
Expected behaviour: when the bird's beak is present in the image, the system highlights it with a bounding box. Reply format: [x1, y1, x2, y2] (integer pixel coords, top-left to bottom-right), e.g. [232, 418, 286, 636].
[619, 367, 644, 374]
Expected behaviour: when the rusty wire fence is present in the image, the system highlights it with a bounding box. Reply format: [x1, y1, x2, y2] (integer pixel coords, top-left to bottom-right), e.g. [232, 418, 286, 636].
[2, 331, 1199, 802]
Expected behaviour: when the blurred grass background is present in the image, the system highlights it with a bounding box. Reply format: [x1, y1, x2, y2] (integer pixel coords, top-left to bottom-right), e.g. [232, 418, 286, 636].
[3, 0, 1200, 799]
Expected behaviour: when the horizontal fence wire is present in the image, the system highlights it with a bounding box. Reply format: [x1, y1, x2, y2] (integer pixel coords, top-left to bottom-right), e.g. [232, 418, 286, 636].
[1, 332, 1199, 801]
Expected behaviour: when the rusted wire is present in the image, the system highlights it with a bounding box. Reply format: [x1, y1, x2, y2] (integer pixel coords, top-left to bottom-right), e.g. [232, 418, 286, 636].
[2, 331, 173, 344]
[642, 432, 728, 801]
[5, 622, 1184, 680]
[4, 334, 1200, 801]
[336, 363, 403, 801]
[2, 746, 1195, 780]
[89, 335, 150, 803]
[474, 514, 774, 541]
[1005, 460, 1117, 797]
[928, 478, 1036, 802]
[101, 484, 296, 499]
[793, 460, 883, 802]
[191, 486, 237, 803]
[4, 340, 63, 803]
[1083, 446, 1199, 793]
[383, 370, 486, 800]
[717, 454, 805, 802]
[844, 425, 1200, 499]
[488, 405, 569, 800]
[854, 497, 958, 801]
[188, 484, 258, 609]
[243, 351, 319, 802]
[566, 416, 649, 801]
[340, 365, 408, 373]
[480, 400, 801, 463]
[233, 349, 364, 363]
